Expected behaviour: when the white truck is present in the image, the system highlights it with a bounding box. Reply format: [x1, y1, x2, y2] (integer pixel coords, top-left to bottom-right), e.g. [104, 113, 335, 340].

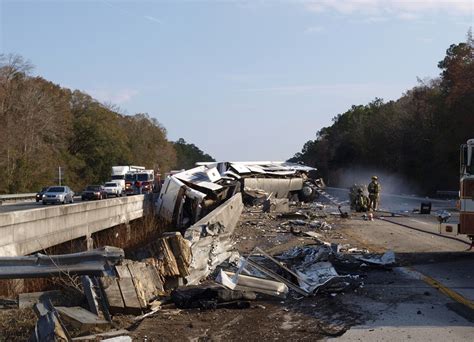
[110, 166, 145, 190]
[103, 182, 124, 197]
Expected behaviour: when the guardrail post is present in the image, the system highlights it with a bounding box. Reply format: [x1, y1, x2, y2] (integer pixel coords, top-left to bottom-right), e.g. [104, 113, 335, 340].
[86, 234, 94, 251]
[125, 222, 131, 242]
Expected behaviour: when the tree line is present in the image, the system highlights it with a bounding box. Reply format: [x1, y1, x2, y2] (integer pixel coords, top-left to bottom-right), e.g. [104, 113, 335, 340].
[290, 31, 474, 195]
[0, 55, 214, 193]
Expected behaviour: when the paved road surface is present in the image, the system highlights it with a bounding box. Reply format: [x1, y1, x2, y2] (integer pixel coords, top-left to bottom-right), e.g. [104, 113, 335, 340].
[338, 266, 473, 341]
[326, 186, 457, 212]
[325, 188, 473, 341]
[0, 196, 121, 214]
[1, 186, 470, 340]
[0, 200, 57, 213]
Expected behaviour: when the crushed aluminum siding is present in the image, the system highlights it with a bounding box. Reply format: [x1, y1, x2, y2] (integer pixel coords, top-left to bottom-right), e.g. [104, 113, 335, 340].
[184, 193, 244, 285]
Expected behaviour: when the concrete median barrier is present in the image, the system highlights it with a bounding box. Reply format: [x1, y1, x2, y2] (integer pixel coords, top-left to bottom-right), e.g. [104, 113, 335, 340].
[0, 195, 147, 256]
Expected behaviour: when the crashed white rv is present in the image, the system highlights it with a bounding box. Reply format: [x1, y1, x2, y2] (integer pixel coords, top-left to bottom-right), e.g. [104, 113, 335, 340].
[156, 161, 324, 229]
[155, 161, 324, 284]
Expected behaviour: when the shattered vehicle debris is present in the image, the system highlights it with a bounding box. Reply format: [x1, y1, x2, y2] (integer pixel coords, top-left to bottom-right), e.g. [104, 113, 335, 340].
[183, 193, 243, 284]
[156, 165, 241, 229]
[216, 243, 367, 298]
[278, 245, 359, 294]
[197, 161, 325, 204]
[0, 162, 409, 341]
[171, 283, 256, 310]
[156, 161, 325, 230]
[153, 161, 327, 288]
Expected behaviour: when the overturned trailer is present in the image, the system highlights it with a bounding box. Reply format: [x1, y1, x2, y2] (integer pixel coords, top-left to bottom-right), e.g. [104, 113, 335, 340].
[155, 161, 322, 285]
[156, 165, 241, 229]
[200, 161, 324, 204]
[155, 166, 243, 285]
[157, 161, 324, 228]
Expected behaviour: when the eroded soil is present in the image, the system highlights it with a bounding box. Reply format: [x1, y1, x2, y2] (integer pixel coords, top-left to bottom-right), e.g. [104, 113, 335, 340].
[130, 204, 369, 341]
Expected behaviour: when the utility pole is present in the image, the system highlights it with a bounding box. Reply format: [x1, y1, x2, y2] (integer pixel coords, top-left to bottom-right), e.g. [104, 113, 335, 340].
[58, 166, 64, 186]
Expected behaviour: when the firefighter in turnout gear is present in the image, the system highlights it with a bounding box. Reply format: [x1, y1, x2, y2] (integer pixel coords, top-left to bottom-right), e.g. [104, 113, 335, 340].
[349, 185, 369, 212]
[355, 188, 369, 212]
[368, 176, 381, 211]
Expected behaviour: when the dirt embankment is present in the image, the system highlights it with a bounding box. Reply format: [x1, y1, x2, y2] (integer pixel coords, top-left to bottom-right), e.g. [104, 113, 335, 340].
[129, 205, 369, 341]
[1, 204, 397, 341]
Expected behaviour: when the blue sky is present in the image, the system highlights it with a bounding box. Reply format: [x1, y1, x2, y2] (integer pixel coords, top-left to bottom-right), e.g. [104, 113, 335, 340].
[1, 0, 472, 161]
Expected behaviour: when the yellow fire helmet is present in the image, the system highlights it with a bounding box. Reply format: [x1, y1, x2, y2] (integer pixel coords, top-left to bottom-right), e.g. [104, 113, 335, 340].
[372, 176, 378, 180]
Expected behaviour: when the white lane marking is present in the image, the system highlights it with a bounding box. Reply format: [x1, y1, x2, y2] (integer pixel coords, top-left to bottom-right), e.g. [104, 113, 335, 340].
[408, 219, 430, 225]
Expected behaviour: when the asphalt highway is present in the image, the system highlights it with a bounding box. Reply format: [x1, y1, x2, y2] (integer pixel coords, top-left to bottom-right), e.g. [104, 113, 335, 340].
[326, 188, 474, 340]
[0, 196, 121, 214]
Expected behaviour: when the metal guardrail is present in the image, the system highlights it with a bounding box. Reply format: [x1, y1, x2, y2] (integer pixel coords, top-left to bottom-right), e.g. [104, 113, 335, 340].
[0, 193, 36, 200]
[0, 193, 36, 204]
[0, 246, 124, 279]
[435, 190, 459, 198]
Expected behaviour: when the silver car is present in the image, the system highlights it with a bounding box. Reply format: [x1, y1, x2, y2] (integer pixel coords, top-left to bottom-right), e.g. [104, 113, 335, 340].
[42, 186, 75, 204]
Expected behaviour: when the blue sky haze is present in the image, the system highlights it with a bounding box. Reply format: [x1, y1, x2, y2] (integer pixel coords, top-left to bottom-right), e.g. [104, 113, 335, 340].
[1, 0, 472, 160]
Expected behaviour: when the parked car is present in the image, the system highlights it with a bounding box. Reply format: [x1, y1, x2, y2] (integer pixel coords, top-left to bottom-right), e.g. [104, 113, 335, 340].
[36, 186, 50, 202]
[81, 185, 108, 201]
[103, 182, 123, 197]
[42, 186, 74, 204]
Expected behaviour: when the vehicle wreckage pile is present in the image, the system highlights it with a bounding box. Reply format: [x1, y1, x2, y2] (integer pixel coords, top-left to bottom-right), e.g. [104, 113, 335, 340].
[0, 162, 396, 340]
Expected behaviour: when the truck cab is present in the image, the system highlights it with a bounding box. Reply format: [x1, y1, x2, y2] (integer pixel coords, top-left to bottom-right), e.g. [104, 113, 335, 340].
[111, 165, 145, 190]
[460, 139, 474, 238]
[125, 170, 155, 195]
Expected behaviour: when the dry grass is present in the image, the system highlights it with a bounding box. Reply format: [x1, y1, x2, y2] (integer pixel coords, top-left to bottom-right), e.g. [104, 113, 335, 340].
[0, 273, 84, 298]
[0, 210, 164, 297]
[0, 308, 36, 341]
[92, 214, 165, 256]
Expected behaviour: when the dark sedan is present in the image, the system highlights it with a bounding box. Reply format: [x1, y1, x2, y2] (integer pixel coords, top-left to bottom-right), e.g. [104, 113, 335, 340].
[81, 185, 108, 201]
[35, 187, 50, 202]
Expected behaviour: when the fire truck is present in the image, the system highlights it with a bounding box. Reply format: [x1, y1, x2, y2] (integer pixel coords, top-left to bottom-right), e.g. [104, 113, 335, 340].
[124, 169, 155, 195]
[437, 139, 474, 249]
[459, 138, 474, 248]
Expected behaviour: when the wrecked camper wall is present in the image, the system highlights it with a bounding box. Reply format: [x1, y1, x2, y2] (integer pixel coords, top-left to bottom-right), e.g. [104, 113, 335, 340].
[244, 177, 303, 199]
[156, 177, 186, 225]
[154, 161, 321, 285]
[173, 166, 223, 190]
[184, 193, 243, 285]
[156, 176, 207, 227]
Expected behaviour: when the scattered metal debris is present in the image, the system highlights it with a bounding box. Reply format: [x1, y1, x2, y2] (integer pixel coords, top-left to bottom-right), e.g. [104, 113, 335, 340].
[217, 270, 289, 298]
[30, 299, 71, 342]
[156, 165, 240, 229]
[436, 210, 452, 223]
[277, 212, 309, 220]
[355, 250, 396, 266]
[71, 330, 130, 341]
[184, 193, 244, 285]
[262, 198, 289, 213]
[197, 161, 325, 203]
[171, 283, 256, 310]
[1, 162, 407, 340]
